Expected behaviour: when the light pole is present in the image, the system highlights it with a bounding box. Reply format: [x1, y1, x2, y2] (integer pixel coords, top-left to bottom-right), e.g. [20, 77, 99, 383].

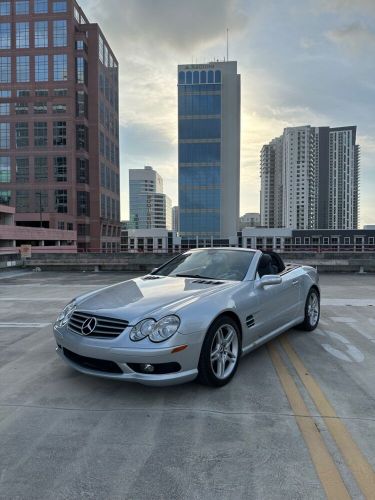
[36, 192, 43, 228]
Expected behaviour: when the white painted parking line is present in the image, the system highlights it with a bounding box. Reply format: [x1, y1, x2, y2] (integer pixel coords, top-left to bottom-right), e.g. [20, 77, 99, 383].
[322, 299, 375, 307]
[0, 298, 68, 301]
[330, 317, 357, 323]
[0, 271, 32, 280]
[0, 323, 52, 328]
[327, 316, 375, 341]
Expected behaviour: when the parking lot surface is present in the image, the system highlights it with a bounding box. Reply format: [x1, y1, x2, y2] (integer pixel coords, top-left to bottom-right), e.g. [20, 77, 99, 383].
[0, 271, 374, 499]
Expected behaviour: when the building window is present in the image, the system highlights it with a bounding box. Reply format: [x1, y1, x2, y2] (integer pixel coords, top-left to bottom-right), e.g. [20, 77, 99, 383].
[0, 190, 11, 204]
[16, 22, 29, 48]
[53, 121, 67, 146]
[53, 103, 66, 113]
[76, 90, 87, 117]
[34, 157, 48, 181]
[35, 89, 48, 96]
[52, 1, 66, 13]
[76, 158, 89, 183]
[16, 55, 30, 82]
[0, 102, 9, 115]
[34, 0, 48, 13]
[16, 190, 30, 212]
[76, 124, 88, 150]
[15, 102, 28, 114]
[16, 1, 29, 15]
[77, 191, 90, 216]
[16, 89, 29, 97]
[0, 122, 10, 149]
[57, 221, 64, 230]
[34, 20, 48, 47]
[75, 56, 87, 84]
[15, 122, 28, 148]
[55, 189, 67, 213]
[54, 88, 67, 96]
[98, 34, 104, 63]
[15, 157, 29, 182]
[74, 6, 80, 22]
[34, 102, 47, 113]
[0, 156, 10, 182]
[34, 122, 47, 147]
[0, 2, 10, 16]
[0, 56, 10, 82]
[54, 156, 67, 182]
[53, 19, 67, 47]
[53, 54, 67, 81]
[0, 22, 10, 48]
[0, 90, 11, 97]
[35, 55, 48, 81]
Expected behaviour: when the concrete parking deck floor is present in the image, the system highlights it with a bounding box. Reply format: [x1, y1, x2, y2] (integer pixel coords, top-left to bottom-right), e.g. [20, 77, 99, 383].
[0, 271, 374, 499]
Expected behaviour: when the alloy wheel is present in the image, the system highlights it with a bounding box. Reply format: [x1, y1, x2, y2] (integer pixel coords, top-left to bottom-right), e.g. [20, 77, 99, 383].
[210, 325, 239, 380]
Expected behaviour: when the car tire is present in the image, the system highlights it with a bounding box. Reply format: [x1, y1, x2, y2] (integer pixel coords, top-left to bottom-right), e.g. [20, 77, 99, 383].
[197, 316, 241, 387]
[299, 287, 320, 331]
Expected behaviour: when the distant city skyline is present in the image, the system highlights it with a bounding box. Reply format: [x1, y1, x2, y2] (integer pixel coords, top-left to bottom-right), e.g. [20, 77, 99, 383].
[78, 0, 375, 226]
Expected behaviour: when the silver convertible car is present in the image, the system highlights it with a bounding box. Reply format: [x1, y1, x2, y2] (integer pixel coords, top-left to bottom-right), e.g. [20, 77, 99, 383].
[53, 248, 320, 387]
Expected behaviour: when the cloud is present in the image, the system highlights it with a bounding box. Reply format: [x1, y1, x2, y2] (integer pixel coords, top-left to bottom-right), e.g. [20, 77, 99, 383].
[317, 0, 375, 15]
[326, 22, 375, 52]
[81, 0, 248, 54]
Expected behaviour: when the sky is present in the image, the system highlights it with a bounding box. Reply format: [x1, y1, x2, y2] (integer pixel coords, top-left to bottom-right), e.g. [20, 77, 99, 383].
[79, 0, 375, 226]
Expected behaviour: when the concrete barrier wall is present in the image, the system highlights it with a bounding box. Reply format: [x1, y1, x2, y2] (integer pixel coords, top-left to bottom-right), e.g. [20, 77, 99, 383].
[0, 252, 21, 270]
[25, 251, 375, 273]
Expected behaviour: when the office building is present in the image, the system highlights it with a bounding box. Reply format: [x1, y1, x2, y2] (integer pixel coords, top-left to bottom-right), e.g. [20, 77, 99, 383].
[129, 166, 172, 229]
[172, 205, 179, 233]
[178, 61, 241, 238]
[260, 126, 360, 230]
[239, 212, 260, 230]
[0, 0, 120, 251]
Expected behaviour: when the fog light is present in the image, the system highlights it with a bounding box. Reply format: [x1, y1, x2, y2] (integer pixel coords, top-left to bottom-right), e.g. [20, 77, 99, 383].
[141, 363, 155, 373]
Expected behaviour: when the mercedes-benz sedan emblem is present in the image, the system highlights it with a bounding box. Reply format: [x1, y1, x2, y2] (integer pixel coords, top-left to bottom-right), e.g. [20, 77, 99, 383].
[81, 317, 97, 336]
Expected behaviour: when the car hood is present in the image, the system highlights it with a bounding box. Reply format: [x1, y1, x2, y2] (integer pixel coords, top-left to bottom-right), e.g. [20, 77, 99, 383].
[75, 276, 238, 323]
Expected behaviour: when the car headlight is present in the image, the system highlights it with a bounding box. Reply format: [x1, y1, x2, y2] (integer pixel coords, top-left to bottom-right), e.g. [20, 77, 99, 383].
[129, 315, 180, 343]
[129, 318, 156, 341]
[55, 301, 76, 327]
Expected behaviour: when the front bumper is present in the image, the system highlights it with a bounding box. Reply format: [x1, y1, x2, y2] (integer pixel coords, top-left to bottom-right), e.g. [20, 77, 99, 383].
[54, 326, 203, 386]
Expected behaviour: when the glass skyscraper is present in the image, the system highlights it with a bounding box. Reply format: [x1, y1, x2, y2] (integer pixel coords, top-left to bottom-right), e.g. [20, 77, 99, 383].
[177, 61, 240, 239]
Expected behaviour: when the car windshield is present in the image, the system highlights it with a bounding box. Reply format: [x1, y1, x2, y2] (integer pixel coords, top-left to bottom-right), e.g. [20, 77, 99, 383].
[154, 249, 254, 281]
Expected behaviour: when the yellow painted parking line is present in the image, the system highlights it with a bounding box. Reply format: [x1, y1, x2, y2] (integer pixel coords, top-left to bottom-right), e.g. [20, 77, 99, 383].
[268, 343, 350, 500]
[281, 337, 375, 499]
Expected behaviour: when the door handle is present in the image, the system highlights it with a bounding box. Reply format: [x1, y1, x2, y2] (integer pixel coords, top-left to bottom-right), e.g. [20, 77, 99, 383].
[292, 280, 299, 286]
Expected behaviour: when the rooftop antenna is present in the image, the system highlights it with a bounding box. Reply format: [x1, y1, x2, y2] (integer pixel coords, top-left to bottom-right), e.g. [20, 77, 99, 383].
[226, 28, 229, 61]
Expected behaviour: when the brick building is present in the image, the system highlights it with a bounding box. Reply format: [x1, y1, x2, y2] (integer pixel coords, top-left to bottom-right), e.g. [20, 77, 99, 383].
[0, 0, 120, 251]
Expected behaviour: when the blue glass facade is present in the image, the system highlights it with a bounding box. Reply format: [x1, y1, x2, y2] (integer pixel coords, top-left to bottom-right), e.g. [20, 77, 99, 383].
[178, 70, 222, 237]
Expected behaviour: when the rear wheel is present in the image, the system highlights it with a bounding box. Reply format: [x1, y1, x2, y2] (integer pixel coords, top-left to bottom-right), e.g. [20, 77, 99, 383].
[197, 316, 241, 387]
[299, 288, 320, 331]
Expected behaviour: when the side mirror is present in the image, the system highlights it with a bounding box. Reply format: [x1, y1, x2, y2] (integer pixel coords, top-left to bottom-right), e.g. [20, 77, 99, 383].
[259, 275, 282, 287]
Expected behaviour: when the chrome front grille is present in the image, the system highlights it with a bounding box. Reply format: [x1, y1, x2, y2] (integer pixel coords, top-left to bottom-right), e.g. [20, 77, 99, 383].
[68, 311, 129, 339]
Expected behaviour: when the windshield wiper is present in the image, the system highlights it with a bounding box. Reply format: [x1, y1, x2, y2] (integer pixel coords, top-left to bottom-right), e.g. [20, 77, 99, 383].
[175, 274, 214, 279]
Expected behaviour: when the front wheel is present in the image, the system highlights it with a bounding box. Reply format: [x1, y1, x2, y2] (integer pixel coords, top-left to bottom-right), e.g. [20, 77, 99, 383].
[197, 316, 241, 387]
[299, 288, 320, 331]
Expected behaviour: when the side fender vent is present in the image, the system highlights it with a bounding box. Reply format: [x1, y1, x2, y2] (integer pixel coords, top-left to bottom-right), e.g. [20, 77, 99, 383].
[246, 315, 255, 328]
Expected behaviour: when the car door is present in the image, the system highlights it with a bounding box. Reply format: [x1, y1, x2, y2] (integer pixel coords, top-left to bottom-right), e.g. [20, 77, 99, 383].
[254, 269, 300, 339]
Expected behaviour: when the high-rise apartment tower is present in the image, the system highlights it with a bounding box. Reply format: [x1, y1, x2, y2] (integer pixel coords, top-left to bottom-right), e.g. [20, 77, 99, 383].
[178, 61, 240, 238]
[0, 0, 120, 251]
[260, 125, 359, 230]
